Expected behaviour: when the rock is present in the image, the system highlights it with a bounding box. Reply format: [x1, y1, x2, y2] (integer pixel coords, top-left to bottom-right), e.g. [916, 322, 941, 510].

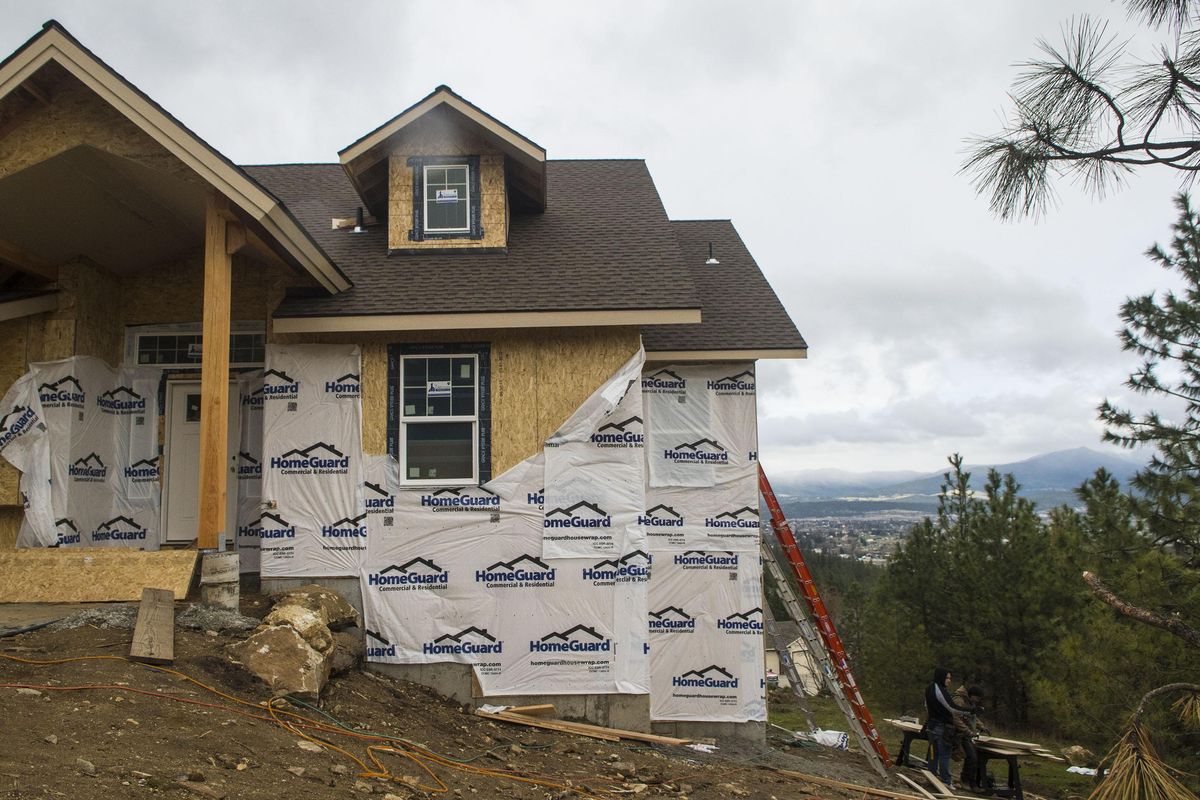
[383, 795, 408, 800]
[296, 740, 325, 753]
[227, 626, 332, 698]
[269, 585, 360, 629]
[330, 765, 349, 775]
[76, 758, 96, 776]
[1062, 745, 1096, 766]
[718, 784, 749, 797]
[264, 604, 334, 653]
[613, 761, 636, 776]
[286, 767, 306, 777]
[678, 783, 694, 795]
[43, 734, 57, 744]
[608, 753, 620, 761]
[351, 779, 373, 793]
[330, 628, 366, 675]
[509, 743, 524, 754]
[15, 687, 42, 696]
[186, 770, 206, 782]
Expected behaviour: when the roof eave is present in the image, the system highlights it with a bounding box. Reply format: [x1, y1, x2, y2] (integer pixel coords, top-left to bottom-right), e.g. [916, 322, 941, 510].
[272, 307, 701, 334]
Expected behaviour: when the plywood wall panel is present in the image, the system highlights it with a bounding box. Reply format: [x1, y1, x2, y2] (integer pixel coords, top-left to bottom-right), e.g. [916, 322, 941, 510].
[0, 507, 20, 550]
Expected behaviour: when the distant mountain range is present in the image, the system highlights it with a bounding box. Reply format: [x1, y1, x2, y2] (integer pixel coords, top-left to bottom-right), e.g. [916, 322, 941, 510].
[773, 447, 1144, 518]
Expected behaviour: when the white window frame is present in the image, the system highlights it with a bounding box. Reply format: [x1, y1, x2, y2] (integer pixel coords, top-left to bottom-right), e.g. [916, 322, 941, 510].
[399, 353, 480, 487]
[422, 163, 471, 234]
[123, 322, 266, 368]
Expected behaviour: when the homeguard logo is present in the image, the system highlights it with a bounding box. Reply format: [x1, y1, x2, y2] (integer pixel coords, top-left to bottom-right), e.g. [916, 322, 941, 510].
[321, 513, 367, 539]
[324, 373, 361, 400]
[705, 507, 760, 530]
[241, 386, 265, 409]
[0, 405, 40, 450]
[270, 442, 350, 475]
[672, 664, 739, 690]
[367, 557, 449, 591]
[544, 500, 611, 529]
[590, 416, 644, 448]
[423, 626, 503, 656]
[529, 624, 612, 654]
[261, 369, 299, 400]
[639, 504, 684, 528]
[38, 376, 85, 408]
[420, 486, 500, 513]
[365, 629, 396, 658]
[648, 606, 696, 634]
[582, 550, 652, 584]
[642, 368, 686, 394]
[526, 487, 544, 510]
[91, 515, 147, 542]
[252, 512, 296, 540]
[475, 554, 556, 588]
[124, 457, 160, 484]
[364, 481, 395, 513]
[718, 607, 765, 634]
[97, 386, 146, 414]
[237, 452, 261, 479]
[663, 438, 729, 465]
[707, 369, 756, 395]
[673, 550, 740, 569]
[69, 453, 108, 483]
[54, 518, 81, 546]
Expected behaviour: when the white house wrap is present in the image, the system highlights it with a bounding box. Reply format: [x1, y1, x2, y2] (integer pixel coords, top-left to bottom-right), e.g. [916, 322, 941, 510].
[542, 348, 646, 558]
[0, 373, 53, 547]
[235, 371, 265, 573]
[260, 344, 365, 577]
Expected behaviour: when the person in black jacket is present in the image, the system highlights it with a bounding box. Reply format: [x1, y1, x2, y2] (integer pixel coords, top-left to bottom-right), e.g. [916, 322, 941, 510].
[924, 667, 971, 788]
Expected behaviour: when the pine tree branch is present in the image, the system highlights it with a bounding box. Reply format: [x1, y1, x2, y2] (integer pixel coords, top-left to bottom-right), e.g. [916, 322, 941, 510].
[1082, 571, 1200, 647]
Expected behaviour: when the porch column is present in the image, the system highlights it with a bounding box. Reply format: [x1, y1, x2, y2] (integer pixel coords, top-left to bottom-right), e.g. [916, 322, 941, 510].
[196, 194, 240, 550]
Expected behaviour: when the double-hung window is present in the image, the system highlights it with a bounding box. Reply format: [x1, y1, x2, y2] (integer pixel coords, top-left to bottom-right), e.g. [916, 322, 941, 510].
[423, 164, 470, 233]
[400, 354, 479, 484]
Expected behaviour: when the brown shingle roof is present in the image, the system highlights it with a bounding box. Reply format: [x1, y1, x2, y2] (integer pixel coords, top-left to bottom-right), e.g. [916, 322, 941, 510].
[245, 160, 701, 318]
[641, 220, 807, 353]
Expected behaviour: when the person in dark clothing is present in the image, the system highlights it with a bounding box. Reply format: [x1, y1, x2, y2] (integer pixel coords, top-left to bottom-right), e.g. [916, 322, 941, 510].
[953, 685, 988, 791]
[924, 667, 971, 788]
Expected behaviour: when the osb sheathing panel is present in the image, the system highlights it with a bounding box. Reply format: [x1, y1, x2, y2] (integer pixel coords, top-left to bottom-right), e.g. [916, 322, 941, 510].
[277, 327, 642, 472]
[0, 507, 20, 550]
[0, 548, 198, 602]
[0, 318, 30, 506]
[120, 254, 278, 328]
[0, 66, 200, 186]
[386, 118, 508, 252]
[66, 260, 124, 364]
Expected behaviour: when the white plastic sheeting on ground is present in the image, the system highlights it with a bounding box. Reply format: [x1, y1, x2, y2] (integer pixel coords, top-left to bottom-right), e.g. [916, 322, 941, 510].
[235, 371, 264, 573]
[0, 357, 162, 549]
[260, 344, 365, 577]
[542, 348, 646, 558]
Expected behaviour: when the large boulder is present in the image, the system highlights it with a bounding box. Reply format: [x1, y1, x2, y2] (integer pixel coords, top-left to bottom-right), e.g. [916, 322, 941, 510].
[263, 604, 334, 653]
[226, 624, 331, 698]
[268, 585, 360, 630]
[330, 627, 366, 676]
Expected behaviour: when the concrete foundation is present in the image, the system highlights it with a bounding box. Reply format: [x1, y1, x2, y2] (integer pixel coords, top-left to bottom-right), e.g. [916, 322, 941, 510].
[652, 720, 766, 746]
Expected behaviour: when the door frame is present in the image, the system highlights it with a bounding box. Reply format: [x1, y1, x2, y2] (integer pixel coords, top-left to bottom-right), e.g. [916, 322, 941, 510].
[161, 379, 240, 545]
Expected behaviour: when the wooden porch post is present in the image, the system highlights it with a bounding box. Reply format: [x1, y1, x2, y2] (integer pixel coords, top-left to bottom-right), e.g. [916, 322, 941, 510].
[196, 194, 233, 550]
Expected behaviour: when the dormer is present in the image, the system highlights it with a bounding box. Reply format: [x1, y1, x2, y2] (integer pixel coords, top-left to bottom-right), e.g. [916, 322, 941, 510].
[338, 86, 546, 254]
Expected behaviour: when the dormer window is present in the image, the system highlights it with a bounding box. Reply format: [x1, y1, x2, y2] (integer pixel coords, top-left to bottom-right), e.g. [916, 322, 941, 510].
[423, 164, 470, 232]
[407, 155, 483, 242]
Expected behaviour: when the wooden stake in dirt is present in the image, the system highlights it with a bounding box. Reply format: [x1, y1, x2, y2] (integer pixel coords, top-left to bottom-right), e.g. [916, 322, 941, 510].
[129, 587, 175, 665]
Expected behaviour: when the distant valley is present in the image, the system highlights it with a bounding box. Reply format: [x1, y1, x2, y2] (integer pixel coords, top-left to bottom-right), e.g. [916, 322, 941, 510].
[772, 447, 1143, 519]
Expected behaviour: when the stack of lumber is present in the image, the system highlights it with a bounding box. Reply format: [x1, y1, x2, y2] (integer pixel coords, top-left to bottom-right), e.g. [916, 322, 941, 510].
[474, 704, 691, 746]
[884, 718, 1065, 763]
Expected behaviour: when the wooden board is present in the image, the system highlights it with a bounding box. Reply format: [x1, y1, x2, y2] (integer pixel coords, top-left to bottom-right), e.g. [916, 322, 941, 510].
[895, 772, 938, 800]
[506, 704, 556, 717]
[475, 709, 690, 746]
[0, 548, 198, 602]
[129, 587, 174, 664]
[921, 769, 953, 796]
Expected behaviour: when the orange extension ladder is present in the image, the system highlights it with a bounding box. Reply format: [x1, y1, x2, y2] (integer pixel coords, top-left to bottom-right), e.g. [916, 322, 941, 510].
[759, 464, 892, 776]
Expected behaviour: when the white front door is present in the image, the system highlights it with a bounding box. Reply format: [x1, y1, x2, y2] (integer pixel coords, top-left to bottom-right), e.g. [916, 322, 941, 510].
[162, 381, 239, 544]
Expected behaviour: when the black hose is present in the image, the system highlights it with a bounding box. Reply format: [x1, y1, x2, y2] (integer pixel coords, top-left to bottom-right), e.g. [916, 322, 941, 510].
[0, 618, 61, 638]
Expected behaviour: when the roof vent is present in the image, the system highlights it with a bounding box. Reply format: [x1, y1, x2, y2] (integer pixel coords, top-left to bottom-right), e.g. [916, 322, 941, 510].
[705, 242, 720, 266]
[352, 207, 366, 234]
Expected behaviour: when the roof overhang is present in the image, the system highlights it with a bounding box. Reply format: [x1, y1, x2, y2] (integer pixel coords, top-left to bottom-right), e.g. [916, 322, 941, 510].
[645, 348, 808, 361]
[0, 21, 350, 293]
[0, 290, 57, 322]
[339, 86, 547, 217]
[273, 307, 700, 334]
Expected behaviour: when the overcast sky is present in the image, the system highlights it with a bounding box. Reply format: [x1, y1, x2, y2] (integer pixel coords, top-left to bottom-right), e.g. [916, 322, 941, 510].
[0, 1, 1186, 475]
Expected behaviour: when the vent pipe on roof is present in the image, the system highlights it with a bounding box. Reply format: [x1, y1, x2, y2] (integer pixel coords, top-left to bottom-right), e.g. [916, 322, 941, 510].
[352, 206, 366, 234]
[705, 242, 720, 265]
